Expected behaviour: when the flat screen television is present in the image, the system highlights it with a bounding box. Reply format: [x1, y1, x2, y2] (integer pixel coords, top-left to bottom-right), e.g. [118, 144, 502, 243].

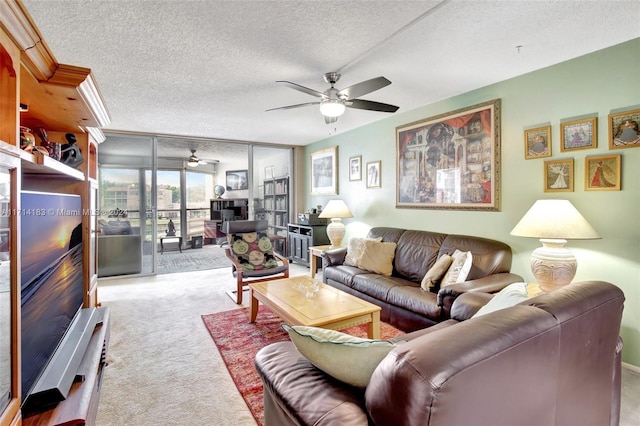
[20, 191, 84, 409]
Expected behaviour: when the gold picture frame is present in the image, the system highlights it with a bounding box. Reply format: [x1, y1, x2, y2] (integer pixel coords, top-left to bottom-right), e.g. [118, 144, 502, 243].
[366, 161, 381, 188]
[585, 155, 621, 191]
[396, 99, 501, 211]
[544, 158, 573, 192]
[608, 108, 640, 149]
[310, 146, 338, 195]
[524, 125, 551, 159]
[560, 117, 597, 152]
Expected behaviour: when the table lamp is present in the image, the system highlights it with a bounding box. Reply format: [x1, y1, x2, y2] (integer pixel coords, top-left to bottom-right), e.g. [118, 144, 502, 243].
[510, 199, 600, 292]
[318, 199, 353, 248]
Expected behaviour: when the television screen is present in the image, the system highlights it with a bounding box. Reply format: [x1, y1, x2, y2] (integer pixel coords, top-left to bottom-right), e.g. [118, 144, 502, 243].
[20, 191, 84, 403]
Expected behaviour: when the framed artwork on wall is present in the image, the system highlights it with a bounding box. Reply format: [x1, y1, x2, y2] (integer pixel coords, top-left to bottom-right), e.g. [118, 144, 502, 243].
[560, 117, 597, 151]
[396, 99, 501, 211]
[544, 159, 574, 192]
[349, 156, 362, 181]
[585, 155, 621, 191]
[524, 125, 551, 159]
[310, 146, 338, 195]
[226, 169, 248, 190]
[366, 161, 381, 188]
[608, 108, 640, 149]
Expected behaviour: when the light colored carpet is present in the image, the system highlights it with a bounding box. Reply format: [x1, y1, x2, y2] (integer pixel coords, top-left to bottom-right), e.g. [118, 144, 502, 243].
[95, 265, 640, 425]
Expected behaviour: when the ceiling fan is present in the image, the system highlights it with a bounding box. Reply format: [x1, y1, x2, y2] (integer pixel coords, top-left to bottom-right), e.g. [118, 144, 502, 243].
[186, 149, 219, 167]
[266, 72, 399, 124]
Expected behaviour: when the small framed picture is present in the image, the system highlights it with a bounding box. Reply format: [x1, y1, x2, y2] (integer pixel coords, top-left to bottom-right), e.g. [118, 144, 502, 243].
[560, 117, 597, 151]
[524, 125, 551, 159]
[608, 108, 640, 149]
[366, 161, 381, 188]
[544, 159, 574, 192]
[349, 156, 362, 181]
[585, 155, 621, 191]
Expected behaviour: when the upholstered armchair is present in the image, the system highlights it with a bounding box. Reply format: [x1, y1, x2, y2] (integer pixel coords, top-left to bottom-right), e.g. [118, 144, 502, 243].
[223, 220, 289, 304]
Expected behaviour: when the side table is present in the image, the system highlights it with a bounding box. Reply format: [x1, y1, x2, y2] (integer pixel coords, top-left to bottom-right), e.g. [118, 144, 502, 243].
[160, 236, 183, 254]
[308, 245, 342, 278]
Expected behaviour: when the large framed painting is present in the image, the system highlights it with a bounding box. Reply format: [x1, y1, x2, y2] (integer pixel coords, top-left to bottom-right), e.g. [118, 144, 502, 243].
[310, 146, 338, 195]
[396, 99, 501, 211]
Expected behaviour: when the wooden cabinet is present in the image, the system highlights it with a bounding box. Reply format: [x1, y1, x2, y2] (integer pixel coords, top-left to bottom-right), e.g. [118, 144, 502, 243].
[264, 176, 289, 237]
[0, 1, 110, 423]
[287, 223, 330, 267]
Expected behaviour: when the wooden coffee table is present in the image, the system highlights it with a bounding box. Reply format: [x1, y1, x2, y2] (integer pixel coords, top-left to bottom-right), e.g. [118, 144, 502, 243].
[249, 277, 381, 338]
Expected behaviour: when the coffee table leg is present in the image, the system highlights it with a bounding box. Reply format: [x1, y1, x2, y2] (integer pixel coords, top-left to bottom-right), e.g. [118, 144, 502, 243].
[368, 311, 381, 339]
[249, 289, 259, 323]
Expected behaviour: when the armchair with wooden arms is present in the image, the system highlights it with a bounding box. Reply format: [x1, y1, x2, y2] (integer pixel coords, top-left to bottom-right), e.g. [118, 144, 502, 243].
[223, 220, 289, 304]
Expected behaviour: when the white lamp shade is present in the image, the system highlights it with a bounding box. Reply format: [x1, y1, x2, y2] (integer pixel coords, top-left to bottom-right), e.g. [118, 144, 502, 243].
[510, 199, 600, 240]
[319, 100, 346, 117]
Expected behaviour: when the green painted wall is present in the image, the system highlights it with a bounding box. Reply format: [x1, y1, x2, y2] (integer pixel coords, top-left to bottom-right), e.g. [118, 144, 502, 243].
[305, 38, 640, 367]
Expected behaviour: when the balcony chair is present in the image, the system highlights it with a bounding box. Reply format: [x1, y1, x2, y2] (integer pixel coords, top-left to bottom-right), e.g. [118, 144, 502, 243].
[223, 220, 289, 304]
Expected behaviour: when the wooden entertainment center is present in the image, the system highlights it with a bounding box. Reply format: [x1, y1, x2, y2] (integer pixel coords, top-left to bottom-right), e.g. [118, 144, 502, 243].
[0, 1, 111, 424]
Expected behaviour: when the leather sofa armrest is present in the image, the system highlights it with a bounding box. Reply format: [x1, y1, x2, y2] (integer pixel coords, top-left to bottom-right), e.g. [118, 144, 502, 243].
[437, 272, 524, 318]
[610, 336, 623, 426]
[450, 292, 494, 321]
[322, 247, 348, 266]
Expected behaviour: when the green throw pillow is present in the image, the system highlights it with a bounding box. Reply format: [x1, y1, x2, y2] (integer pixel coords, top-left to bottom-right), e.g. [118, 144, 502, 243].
[282, 324, 398, 388]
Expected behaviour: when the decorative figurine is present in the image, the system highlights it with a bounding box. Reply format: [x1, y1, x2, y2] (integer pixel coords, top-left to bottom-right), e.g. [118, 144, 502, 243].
[166, 219, 176, 236]
[35, 126, 59, 160]
[60, 133, 84, 168]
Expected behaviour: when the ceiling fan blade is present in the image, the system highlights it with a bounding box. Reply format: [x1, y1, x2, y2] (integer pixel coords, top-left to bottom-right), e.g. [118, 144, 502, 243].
[347, 99, 399, 113]
[266, 102, 320, 112]
[324, 115, 339, 125]
[338, 76, 391, 100]
[277, 81, 326, 98]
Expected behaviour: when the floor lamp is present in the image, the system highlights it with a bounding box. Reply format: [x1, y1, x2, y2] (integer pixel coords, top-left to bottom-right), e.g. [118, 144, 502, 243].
[318, 200, 353, 248]
[510, 199, 600, 292]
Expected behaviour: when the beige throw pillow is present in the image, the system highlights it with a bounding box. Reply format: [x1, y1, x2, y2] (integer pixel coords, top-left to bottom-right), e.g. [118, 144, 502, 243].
[344, 237, 382, 266]
[357, 239, 397, 276]
[420, 254, 454, 291]
[441, 249, 473, 287]
[282, 324, 398, 388]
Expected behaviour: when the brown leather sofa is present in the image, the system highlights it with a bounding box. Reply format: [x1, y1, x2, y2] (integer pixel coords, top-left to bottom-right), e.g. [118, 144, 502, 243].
[322, 227, 523, 330]
[255, 280, 625, 426]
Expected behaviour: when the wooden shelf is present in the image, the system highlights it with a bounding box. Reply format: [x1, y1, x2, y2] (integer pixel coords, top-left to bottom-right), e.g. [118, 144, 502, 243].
[20, 151, 85, 180]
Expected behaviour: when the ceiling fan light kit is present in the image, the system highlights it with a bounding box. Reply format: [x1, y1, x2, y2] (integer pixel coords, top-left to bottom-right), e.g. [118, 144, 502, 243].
[320, 99, 345, 117]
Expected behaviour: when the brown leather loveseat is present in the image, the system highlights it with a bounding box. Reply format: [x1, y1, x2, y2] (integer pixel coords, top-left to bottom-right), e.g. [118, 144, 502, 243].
[322, 227, 523, 330]
[255, 280, 625, 426]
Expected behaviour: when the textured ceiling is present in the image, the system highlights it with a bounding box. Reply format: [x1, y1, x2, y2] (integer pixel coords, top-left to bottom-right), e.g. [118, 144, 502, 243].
[21, 0, 640, 155]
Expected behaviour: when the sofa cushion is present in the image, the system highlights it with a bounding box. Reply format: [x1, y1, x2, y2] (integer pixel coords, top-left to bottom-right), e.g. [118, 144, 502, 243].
[392, 230, 448, 283]
[282, 324, 398, 388]
[472, 282, 528, 318]
[421, 254, 453, 291]
[357, 240, 397, 276]
[441, 249, 473, 287]
[344, 237, 382, 267]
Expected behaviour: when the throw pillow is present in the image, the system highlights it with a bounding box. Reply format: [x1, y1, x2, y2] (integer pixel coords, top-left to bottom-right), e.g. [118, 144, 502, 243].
[344, 237, 382, 266]
[357, 239, 397, 276]
[471, 282, 529, 318]
[227, 230, 278, 272]
[420, 253, 454, 291]
[282, 324, 397, 388]
[441, 249, 473, 287]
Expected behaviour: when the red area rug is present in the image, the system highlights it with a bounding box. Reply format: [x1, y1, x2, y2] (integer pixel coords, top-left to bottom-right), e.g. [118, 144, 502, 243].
[201, 306, 401, 426]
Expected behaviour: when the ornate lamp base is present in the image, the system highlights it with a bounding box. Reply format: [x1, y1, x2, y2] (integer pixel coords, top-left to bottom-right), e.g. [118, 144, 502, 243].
[326, 218, 345, 248]
[530, 238, 577, 292]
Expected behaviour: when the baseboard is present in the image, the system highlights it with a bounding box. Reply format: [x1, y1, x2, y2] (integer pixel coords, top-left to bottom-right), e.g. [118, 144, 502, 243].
[622, 362, 640, 374]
